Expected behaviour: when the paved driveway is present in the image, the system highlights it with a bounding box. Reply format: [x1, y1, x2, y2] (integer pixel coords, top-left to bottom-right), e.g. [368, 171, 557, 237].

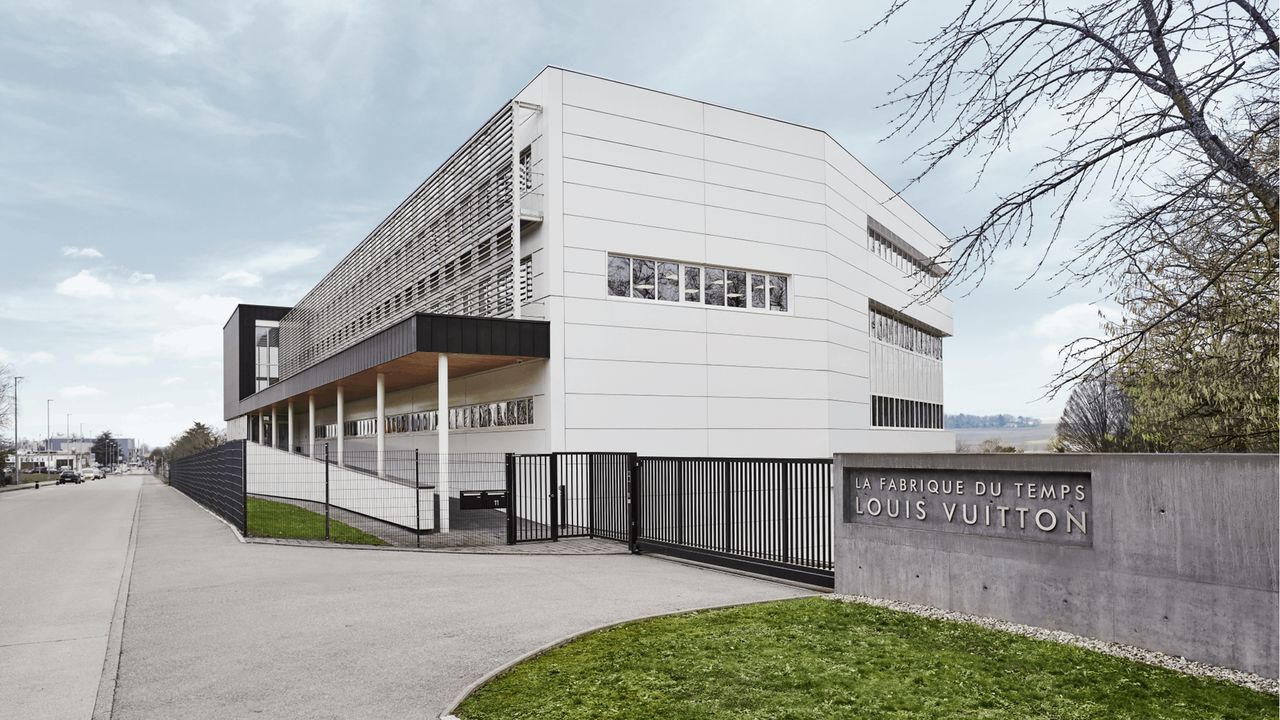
[112, 478, 811, 719]
[0, 474, 143, 720]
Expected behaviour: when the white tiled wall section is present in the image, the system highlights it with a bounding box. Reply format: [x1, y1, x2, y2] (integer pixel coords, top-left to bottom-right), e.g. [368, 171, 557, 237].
[527, 68, 952, 455]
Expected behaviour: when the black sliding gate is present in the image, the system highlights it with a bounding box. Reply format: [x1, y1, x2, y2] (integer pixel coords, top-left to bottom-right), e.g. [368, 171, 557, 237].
[506, 452, 833, 587]
[505, 452, 635, 544]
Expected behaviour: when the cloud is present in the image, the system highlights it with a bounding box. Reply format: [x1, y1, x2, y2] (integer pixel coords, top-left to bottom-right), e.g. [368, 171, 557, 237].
[61, 246, 104, 258]
[244, 245, 323, 273]
[122, 84, 301, 139]
[1031, 303, 1122, 368]
[129, 271, 156, 283]
[218, 269, 262, 287]
[55, 270, 114, 298]
[62, 384, 105, 398]
[160, 376, 184, 385]
[0, 348, 54, 366]
[81, 349, 150, 367]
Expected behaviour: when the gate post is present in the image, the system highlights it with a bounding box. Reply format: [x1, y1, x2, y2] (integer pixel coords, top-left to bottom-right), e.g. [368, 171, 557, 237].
[549, 452, 560, 542]
[504, 453, 516, 545]
[780, 461, 791, 565]
[324, 444, 331, 541]
[415, 448, 421, 548]
[240, 440, 248, 535]
[628, 453, 641, 554]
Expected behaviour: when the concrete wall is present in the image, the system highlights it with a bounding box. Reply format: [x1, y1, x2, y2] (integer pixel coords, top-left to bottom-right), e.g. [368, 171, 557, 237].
[833, 453, 1280, 676]
[513, 67, 954, 457]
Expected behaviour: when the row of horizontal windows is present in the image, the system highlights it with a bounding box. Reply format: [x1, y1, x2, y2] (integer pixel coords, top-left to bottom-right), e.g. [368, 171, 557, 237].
[313, 397, 535, 438]
[607, 255, 789, 312]
[869, 308, 943, 360]
[869, 226, 940, 282]
[871, 395, 943, 429]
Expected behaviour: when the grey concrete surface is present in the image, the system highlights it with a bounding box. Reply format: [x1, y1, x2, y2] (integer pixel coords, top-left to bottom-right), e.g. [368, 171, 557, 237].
[0, 474, 143, 720]
[834, 453, 1280, 677]
[113, 478, 811, 719]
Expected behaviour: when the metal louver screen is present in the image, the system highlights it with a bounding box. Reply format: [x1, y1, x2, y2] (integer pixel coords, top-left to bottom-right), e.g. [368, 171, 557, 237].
[278, 104, 516, 380]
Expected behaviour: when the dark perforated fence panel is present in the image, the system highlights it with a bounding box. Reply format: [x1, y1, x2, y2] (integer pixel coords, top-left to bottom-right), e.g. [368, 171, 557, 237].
[170, 441, 246, 533]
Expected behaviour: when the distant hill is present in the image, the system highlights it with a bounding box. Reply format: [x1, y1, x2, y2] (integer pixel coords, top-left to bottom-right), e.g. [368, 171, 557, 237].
[945, 413, 1043, 429]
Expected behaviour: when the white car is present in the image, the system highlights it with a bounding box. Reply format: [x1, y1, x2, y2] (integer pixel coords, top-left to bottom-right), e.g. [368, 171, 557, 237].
[79, 467, 103, 480]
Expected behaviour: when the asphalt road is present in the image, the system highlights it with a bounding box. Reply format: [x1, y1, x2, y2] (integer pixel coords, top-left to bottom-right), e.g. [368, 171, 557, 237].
[0, 473, 143, 720]
[3, 473, 811, 719]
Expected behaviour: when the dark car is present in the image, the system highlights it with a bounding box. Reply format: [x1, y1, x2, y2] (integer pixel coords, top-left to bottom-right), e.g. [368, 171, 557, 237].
[57, 469, 82, 485]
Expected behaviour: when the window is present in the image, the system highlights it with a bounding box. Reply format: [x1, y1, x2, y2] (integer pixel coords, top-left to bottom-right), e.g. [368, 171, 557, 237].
[368, 397, 536, 436]
[607, 256, 630, 297]
[725, 270, 746, 308]
[750, 273, 766, 309]
[521, 256, 533, 304]
[608, 254, 789, 313]
[868, 307, 943, 360]
[254, 322, 279, 392]
[871, 395, 943, 429]
[632, 258, 655, 300]
[683, 266, 701, 303]
[769, 275, 788, 312]
[704, 268, 725, 306]
[656, 261, 679, 302]
[868, 221, 942, 284]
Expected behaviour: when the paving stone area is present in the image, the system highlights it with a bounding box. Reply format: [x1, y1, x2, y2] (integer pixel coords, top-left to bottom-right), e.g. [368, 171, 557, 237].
[247, 535, 630, 555]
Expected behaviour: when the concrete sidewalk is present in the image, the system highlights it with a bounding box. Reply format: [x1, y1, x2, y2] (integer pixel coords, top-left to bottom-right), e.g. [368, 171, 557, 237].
[0, 475, 143, 720]
[112, 479, 812, 719]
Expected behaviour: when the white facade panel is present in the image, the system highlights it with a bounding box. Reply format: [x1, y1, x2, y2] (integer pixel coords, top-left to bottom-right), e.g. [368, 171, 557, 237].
[703, 103, 826, 159]
[563, 184, 705, 234]
[563, 105, 703, 158]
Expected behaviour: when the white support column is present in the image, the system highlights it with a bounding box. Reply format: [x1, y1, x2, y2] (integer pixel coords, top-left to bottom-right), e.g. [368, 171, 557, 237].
[437, 353, 450, 533]
[336, 386, 345, 467]
[308, 395, 316, 458]
[375, 373, 386, 477]
[271, 405, 279, 450]
[258, 412, 266, 445]
[287, 399, 294, 454]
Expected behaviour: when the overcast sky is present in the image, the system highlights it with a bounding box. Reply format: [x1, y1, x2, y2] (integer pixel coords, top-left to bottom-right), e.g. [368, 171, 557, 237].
[0, 0, 1117, 446]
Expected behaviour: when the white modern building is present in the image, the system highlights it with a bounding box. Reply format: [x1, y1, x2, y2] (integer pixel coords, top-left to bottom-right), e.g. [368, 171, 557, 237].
[224, 67, 953, 468]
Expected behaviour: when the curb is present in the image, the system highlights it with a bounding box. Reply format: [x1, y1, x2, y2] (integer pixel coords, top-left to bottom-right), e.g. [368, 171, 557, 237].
[91, 478, 144, 720]
[436, 596, 815, 719]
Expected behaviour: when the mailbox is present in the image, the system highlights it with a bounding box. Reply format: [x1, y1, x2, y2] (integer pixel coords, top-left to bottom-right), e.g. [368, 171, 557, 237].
[459, 489, 507, 510]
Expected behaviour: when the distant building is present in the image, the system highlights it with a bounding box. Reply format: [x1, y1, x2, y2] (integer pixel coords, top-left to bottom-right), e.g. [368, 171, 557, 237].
[45, 436, 137, 459]
[224, 68, 953, 465]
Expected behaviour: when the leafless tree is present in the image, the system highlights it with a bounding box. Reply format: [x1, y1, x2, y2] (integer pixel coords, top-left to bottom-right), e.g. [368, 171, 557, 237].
[875, 0, 1276, 284]
[1055, 367, 1136, 451]
[0, 363, 12, 434]
[872, 1, 1277, 394]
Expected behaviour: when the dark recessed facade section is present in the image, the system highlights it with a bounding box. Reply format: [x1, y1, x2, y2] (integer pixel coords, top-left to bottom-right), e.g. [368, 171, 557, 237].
[414, 314, 549, 358]
[223, 304, 291, 419]
[229, 312, 550, 418]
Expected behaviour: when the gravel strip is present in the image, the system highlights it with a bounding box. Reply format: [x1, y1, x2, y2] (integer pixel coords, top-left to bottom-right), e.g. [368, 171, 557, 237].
[825, 594, 1277, 695]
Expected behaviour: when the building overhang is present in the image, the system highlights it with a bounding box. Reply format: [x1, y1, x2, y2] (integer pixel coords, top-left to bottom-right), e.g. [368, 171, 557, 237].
[229, 312, 549, 419]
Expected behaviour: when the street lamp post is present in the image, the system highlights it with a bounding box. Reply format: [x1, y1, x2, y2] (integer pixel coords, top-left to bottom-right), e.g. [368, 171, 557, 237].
[12, 376, 21, 485]
[45, 399, 52, 473]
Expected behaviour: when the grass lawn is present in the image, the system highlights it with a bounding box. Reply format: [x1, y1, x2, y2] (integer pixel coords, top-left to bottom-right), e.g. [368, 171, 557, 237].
[246, 496, 387, 546]
[457, 597, 1274, 720]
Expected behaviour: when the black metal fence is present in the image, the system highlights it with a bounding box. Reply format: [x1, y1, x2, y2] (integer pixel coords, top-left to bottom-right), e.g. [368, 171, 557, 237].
[169, 443, 834, 586]
[170, 440, 247, 533]
[634, 457, 833, 587]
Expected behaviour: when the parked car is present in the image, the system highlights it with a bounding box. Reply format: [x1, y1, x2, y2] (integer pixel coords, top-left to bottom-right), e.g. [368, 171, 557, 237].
[79, 467, 103, 481]
[57, 469, 82, 485]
